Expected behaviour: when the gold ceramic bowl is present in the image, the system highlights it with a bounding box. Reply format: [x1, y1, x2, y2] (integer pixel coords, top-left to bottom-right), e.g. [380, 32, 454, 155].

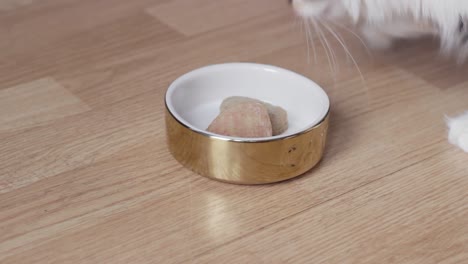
[165, 63, 330, 184]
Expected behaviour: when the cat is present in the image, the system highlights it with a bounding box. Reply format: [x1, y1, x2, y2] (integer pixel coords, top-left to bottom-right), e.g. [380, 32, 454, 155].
[290, 0, 468, 153]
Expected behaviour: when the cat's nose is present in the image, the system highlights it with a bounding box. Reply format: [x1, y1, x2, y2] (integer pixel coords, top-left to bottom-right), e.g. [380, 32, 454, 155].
[288, 0, 293, 5]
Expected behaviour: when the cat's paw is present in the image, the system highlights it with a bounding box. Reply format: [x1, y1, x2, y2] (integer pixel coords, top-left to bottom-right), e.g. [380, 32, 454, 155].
[360, 26, 394, 50]
[447, 112, 468, 153]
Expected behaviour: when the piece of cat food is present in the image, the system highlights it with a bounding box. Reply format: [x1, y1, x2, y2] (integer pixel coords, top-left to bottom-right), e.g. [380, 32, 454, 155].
[207, 101, 273, 138]
[220, 96, 288, 135]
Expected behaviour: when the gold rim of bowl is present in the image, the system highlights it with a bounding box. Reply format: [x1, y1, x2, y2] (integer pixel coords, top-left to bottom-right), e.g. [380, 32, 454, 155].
[165, 100, 330, 185]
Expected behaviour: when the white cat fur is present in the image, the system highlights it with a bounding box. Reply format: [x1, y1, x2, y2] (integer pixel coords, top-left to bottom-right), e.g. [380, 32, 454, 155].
[292, 0, 468, 153]
[447, 112, 468, 152]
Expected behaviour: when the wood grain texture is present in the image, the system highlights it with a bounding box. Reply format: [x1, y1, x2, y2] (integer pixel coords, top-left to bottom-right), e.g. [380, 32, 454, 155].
[146, 0, 286, 35]
[0, 0, 467, 263]
[0, 0, 33, 11]
[0, 77, 90, 132]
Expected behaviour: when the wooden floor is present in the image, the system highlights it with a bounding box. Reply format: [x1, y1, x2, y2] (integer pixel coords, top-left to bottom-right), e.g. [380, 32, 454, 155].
[1, 0, 468, 263]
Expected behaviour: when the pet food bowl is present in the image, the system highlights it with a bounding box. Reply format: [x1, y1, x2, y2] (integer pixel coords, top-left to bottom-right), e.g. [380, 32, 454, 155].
[165, 63, 330, 184]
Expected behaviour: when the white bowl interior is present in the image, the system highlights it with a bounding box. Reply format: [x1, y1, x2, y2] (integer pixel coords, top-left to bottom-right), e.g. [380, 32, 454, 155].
[166, 63, 330, 141]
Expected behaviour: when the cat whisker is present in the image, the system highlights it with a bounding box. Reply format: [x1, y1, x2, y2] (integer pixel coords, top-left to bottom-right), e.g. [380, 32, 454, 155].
[302, 20, 311, 64]
[320, 21, 366, 85]
[310, 19, 334, 78]
[320, 22, 340, 74]
[321, 21, 351, 63]
[303, 19, 318, 64]
[311, 19, 339, 80]
[328, 20, 373, 58]
[294, 15, 301, 32]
